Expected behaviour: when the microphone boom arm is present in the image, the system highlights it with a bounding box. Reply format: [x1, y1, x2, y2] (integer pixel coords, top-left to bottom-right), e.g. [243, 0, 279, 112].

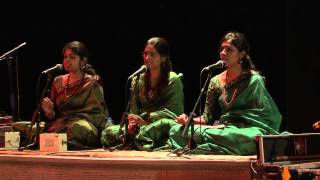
[0, 42, 27, 61]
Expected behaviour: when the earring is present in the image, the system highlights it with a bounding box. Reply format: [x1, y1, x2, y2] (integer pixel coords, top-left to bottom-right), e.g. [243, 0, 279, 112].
[81, 65, 86, 71]
[239, 60, 243, 64]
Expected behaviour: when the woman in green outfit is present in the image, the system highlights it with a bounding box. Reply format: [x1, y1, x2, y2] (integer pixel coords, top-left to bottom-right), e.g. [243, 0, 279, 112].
[169, 31, 282, 155]
[101, 37, 184, 151]
[14, 41, 110, 149]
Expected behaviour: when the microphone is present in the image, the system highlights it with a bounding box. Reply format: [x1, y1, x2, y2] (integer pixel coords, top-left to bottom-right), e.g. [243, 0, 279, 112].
[128, 65, 148, 80]
[0, 42, 27, 60]
[17, 42, 27, 49]
[313, 121, 320, 130]
[41, 64, 64, 74]
[202, 60, 225, 71]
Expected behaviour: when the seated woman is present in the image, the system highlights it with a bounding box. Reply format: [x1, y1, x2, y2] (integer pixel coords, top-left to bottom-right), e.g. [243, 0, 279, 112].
[14, 41, 110, 149]
[169, 31, 282, 155]
[101, 37, 184, 151]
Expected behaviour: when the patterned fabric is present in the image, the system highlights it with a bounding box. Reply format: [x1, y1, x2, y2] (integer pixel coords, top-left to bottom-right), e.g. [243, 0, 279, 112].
[48, 75, 109, 133]
[13, 74, 109, 149]
[169, 71, 282, 155]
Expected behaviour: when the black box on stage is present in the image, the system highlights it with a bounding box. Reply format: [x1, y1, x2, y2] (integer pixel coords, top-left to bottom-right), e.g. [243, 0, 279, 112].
[256, 133, 320, 165]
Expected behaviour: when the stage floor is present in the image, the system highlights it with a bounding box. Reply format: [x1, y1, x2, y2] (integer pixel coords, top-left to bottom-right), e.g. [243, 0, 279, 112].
[0, 148, 257, 180]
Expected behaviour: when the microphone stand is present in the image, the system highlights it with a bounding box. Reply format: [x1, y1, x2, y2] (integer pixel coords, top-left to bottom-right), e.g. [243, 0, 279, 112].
[108, 74, 141, 151]
[6, 56, 19, 121]
[0, 42, 26, 121]
[19, 72, 54, 150]
[175, 70, 213, 155]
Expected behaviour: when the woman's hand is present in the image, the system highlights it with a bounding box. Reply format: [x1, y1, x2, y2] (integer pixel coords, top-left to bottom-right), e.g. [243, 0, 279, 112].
[176, 114, 206, 125]
[175, 114, 188, 125]
[128, 114, 147, 126]
[127, 114, 146, 134]
[193, 116, 207, 125]
[41, 97, 55, 119]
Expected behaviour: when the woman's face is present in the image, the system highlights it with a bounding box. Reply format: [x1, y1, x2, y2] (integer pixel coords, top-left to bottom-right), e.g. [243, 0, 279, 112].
[219, 40, 244, 68]
[63, 49, 82, 73]
[143, 44, 162, 70]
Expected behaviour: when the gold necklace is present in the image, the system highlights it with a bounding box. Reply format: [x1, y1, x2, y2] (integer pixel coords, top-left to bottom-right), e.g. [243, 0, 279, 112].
[222, 87, 238, 107]
[222, 71, 239, 106]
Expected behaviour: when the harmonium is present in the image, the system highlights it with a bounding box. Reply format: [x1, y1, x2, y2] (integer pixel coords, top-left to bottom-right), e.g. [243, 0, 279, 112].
[255, 133, 320, 179]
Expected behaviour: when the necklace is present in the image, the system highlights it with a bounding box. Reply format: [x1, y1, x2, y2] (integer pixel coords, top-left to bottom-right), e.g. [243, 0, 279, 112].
[222, 70, 239, 106]
[63, 74, 84, 98]
[148, 84, 157, 99]
[147, 77, 158, 99]
[222, 87, 238, 107]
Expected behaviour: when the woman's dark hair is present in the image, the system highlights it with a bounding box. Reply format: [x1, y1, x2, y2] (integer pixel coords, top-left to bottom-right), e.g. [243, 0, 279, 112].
[144, 37, 172, 98]
[220, 31, 255, 70]
[63, 41, 103, 84]
[62, 41, 96, 73]
[63, 41, 89, 62]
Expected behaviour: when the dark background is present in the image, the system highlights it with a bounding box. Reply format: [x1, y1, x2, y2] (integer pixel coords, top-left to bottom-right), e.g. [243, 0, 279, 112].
[0, 1, 318, 133]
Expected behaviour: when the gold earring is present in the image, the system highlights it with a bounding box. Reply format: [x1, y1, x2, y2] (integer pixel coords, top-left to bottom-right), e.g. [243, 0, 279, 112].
[81, 65, 86, 70]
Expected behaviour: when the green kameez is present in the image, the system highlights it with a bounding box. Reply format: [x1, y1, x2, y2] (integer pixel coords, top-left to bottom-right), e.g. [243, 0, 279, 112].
[168, 72, 282, 155]
[101, 71, 184, 151]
